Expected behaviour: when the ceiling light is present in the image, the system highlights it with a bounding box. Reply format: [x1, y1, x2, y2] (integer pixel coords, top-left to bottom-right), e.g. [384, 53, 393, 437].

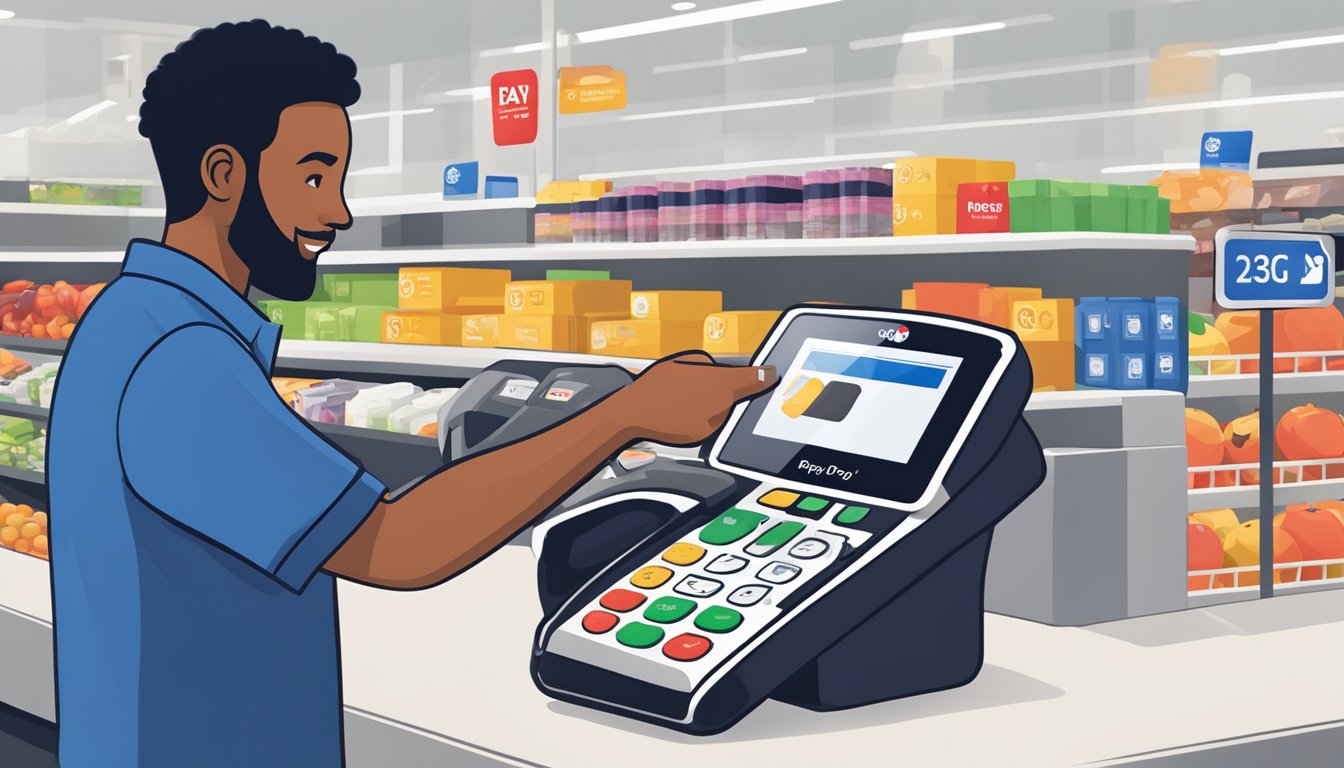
[653, 47, 809, 74]
[672, 2, 697, 10]
[1191, 33, 1344, 58]
[444, 87, 489, 101]
[620, 97, 815, 122]
[1100, 162, 1199, 174]
[579, 149, 916, 180]
[575, 0, 844, 44]
[0, 10, 15, 21]
[479, 36, 570, 58]
[112, 54, 131, 62]
[738, 47, 808, 62]
[850, 14, 1052, 50]
[125, 114, 139, 123]
[348, 108, 435, 122]
[64, 99, 117, 125]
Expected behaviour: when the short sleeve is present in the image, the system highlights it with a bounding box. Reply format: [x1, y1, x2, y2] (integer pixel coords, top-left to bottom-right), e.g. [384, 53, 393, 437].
[117, 324, 386, 593]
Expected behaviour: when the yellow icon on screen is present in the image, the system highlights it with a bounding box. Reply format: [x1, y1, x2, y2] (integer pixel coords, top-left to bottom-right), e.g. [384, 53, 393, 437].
[780, 375, 825, 419]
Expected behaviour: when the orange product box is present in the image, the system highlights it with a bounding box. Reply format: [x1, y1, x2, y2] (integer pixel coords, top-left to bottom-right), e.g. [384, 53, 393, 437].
[573, 312, 630, 354]
[901, 289, 918, 310]
[912, 282, 990, 320]
[1022, 339, 1075, 391]
[1011, 299, 1075, 343]
[381, 311, 462, 346]
[975, 160, 1017, 183]
[892, 157, 979, 196]
[893, 195, 958, 236]
[461, 314, 503, 347]
[979, 287, 1044, 328]
[499, 315, 575, 351]
[590, 319, 704, 359]
[703, 311, 781, 356]
[1149, 42, 1217, 98]
[631, 290, 722, 322]
[397, 267, 511, 313]
[504, 280, 632, 316]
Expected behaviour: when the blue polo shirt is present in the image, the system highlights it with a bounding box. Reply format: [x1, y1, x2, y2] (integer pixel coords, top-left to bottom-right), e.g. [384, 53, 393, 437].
[48, 240, 386, 767]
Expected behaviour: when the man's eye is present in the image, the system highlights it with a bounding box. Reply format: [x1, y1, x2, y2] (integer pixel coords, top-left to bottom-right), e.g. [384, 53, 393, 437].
[306, 175, 322, 189]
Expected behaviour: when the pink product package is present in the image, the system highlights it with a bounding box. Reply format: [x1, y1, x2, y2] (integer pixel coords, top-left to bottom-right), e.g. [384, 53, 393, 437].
[840, 166, 894, 238]
[692, 180, 726, 241]
[804, 170, 841, 239]
[625, 185, 660, 243]
[744, 175, 804, 240]
[725, 178, 748, 240]
[596, 190, 629, 243]
[571, 199, 598, 243]
[657, 181, 692, 242]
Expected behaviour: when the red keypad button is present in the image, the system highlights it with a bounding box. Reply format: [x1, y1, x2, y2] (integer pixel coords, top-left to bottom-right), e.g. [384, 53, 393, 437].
[662, 633, 713, 662]
[582, 610, 619, 634]
[600, 589, 647, 613]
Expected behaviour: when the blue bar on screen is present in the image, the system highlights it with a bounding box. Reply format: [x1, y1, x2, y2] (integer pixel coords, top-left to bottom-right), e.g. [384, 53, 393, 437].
[802, 351, 946, 388]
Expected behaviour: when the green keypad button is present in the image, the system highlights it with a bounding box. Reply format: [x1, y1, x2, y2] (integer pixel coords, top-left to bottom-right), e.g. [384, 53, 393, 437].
[796, 496, 831, 513]
[694, 606, 744, 634]
[643, 596, 697, 624]
[836, 505, 871, 525]
[699, 508, 768, 545]
[616, 622, 666, 649]
[745, 521, 806, 556]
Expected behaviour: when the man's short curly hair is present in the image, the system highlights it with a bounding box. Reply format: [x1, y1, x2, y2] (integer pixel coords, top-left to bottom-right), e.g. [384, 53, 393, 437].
[139, 19, 361, 223]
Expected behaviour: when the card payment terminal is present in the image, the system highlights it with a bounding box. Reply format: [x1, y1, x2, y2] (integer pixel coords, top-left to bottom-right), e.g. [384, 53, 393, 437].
[530, 305, 1046, 734]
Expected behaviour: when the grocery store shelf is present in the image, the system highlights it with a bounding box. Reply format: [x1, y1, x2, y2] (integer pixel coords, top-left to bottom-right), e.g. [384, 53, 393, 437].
[276, 340, 669, 379]
[0, 336, 67, 354]
[0, 402, 47, 421]
[345, 194, 536, 217]
[0, 202, 163, 218]
[1188, 371, 1344, 398]
[319, 232, 1195, 266]
[0, 466, 44, 486]
[1188, 460, 1344, 511]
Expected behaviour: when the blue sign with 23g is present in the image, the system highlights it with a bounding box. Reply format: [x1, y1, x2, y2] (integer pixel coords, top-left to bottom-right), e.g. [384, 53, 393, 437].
[1215, 229, 1335, 309]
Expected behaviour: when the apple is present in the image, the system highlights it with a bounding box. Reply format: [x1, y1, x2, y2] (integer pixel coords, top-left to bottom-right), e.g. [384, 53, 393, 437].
[1275, 505, 1344, 580]
[1222, 520, 1302, 587]
[1190, 508, 1239, 538]
[1276, 404, 1344, 482]
[1188, 523, 1224, 591]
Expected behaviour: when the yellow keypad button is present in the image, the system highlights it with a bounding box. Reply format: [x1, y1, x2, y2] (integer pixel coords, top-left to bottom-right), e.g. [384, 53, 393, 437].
[662, 542, 706, 566]
[758, 490, 801, 509]
[630, 566, 674, 590]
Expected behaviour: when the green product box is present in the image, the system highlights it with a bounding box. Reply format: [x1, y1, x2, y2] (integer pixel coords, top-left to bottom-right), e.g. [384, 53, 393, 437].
[1087, 184, 1127, 233]
[1125, 186, 1158, 234]
[546, 269, 611, 281]
[46, 183, 84, 205]
[0, 416, 35, 446]
[1007, 180, 1049, 232]
[304, 305, 344, 341]
[83, 185, 142, 206]
[323, 273, 397, 305]
[261, 300, 337, 340]
[338, 305, 396, 343]
[1049, 183, 1081, 232]
[1154, 196, 1171, 234]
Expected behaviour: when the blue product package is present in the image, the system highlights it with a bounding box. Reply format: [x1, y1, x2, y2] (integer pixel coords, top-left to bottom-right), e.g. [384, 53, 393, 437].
[1110, 297, 1152, 390]
[1075, 297, 1117, 388]
[443, 161, 480, 198]
[484, 175, 519, 199]
[1151, 296, 1187, 393]
[1200, 131, 1253, 171]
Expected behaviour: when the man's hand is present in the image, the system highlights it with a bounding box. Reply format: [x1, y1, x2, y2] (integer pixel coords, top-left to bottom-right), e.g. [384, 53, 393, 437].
[607, 352, 778, 446]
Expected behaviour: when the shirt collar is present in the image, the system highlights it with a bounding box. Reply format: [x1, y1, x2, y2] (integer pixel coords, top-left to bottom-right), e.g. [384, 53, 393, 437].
[120, 239, 282, 370]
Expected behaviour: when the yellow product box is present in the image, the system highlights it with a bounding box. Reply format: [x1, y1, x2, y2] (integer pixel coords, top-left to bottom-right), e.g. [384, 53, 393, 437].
[979, 287, 1044, 329]
[892, 157, 979, 196]
[499, 315, 574, 351]
[892, 195, 958, 236]
[573, 312, 630, 354]
[975, 160, 1017, 183]
[461, 314, 503, 348]
[1023, 339, 1076, 392]
[381, 311, 462, 346]
[703, 311, 780, 356]
[901, 289, 918, 310]
[537, 180, 612, 204]
[1010, 299, 1075, 343]
[631, 290, 722, 322]
[397, 267, 511, 313]
[590, 319, 705, 359]
[504, 279, 632, 316]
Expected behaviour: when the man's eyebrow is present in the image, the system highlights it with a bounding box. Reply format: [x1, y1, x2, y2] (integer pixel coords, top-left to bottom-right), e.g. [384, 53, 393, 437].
[298, 152, 338, 166]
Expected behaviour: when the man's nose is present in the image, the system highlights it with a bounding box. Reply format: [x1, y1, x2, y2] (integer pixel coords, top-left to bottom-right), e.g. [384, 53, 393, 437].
[322, 193, 353, 231]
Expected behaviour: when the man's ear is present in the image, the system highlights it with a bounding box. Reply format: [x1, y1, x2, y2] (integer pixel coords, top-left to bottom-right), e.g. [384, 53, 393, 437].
[200, 144, 245, 203]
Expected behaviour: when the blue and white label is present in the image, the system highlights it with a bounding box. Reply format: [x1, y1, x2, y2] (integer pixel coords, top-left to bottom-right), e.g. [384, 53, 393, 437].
[442, 161, 480, 198]
[1201, 131, 1253, 171]
[1215, 229, 1335, 309]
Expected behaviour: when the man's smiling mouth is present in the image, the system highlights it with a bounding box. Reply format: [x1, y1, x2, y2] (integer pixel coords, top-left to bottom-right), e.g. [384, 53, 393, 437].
[295, 229, 336, 257]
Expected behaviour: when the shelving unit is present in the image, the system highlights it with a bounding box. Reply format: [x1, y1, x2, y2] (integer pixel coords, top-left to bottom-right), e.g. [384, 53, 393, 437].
[1187, 458, 1344, 512]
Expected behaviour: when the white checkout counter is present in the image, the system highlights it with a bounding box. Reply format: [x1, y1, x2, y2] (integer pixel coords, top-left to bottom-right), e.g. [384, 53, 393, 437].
[6, 544, 1344, 767]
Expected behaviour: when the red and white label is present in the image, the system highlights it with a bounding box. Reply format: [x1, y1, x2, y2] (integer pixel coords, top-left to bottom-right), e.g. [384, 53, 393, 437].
[956, 182, 1010, 234]
[491, 69, 539, 146]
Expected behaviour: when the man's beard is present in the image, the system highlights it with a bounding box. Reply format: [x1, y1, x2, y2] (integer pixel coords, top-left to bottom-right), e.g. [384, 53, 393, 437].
[227, 174, 317, 301]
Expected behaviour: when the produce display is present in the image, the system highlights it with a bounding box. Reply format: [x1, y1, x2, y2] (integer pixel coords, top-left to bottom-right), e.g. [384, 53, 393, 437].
[0, 502, 48, 560]
[1191, 306, 1344, 375]
[1184, 404, 1344, 487]
[0, 279, 106, 340]
[0, 416, 44, 472]
[1188, 504, 1344, 591]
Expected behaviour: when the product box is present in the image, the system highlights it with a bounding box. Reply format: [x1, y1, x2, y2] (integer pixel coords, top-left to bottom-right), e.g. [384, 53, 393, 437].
[1073, 297, 1185, 392]
[305, 304, 342, 342]
[980, 287, 1044, 328]
[589, 319, 704, 359]
[743, 175, 804, 239]
[1112, 297, 1153, 390]
[338, 305, 396, 343]
[397, 267, 511, 313]
[892, 195, 958, 236]
[1022, 341, 1076, 391]
[324, 273, 398, 306]
[597, 190, 629, 243]
[1156, 196, 1171, 234]
[1151, 297, 1187, 393]
[536, 180, 612, 205]
[546, 269, 611, 281]
[657, 181, 693, 242]
[1008, 180, 1083, 233]
[892, 157, 979, 196]
[901, 289, 918, 310]
[381, 311, 463, 346]
[956, 182, 1011, 234]
[631, 291, 722, 322]
[504, 279, 632, 316]
[572, 312, 631, 354]
[1087, 184, 1127, 233]
[626, 185, 660, 243]
[1125, 185, 1159, 234]
[703, 311, 781, 356]
[839, 167, 893, 238]
[975, 160, 1017, 183]
[692, 180, 726, 241]
[1012, 299, 1075, 344]
[259, 300, 337, 340]
[461, 314, 503, 347]
[911, 282, 990, 320]
[499, 315, 574, 351]
[572, 199, 599, 243]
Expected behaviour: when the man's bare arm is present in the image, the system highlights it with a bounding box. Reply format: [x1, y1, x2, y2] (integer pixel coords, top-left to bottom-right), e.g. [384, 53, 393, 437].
[324, 354, 775, 590]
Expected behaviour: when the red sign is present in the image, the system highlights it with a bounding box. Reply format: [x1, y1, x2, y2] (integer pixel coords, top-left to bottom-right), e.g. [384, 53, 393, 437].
[957, 182, 1010, 234]
[490, 69, 538, 146]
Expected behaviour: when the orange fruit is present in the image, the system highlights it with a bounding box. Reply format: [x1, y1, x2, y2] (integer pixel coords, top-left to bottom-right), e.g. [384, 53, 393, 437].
[0, 503, 14, 517]
[0, 526, 17, 546]
[19, 522, 39, 540]
[32, 535, 47, 555]
[61, 323, 75, 339]
[15, 504, 33, 516]
[4, 513, 24, 529]
[13, 538, 30, 554]
[32, 511, 46, 526]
